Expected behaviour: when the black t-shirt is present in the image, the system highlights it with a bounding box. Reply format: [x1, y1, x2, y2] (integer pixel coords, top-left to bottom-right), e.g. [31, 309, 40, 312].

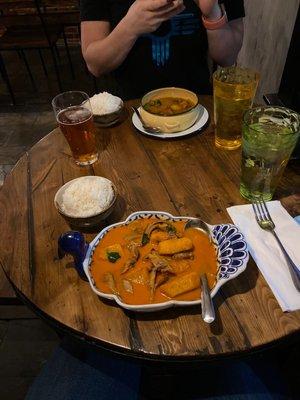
[80, 0, 245, 99]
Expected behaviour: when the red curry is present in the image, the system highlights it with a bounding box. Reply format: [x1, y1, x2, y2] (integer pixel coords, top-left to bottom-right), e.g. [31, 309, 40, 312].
[90, 218, 218, 305]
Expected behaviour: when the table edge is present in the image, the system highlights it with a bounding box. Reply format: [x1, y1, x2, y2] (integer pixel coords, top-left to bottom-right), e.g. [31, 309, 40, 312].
[5, 271, 300, 362]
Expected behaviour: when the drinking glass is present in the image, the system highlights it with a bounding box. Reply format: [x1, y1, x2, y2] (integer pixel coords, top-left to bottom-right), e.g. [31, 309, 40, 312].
[240, 106, 300, 201]
[52, 91, 98, 165]
[213, 66, 259, 150]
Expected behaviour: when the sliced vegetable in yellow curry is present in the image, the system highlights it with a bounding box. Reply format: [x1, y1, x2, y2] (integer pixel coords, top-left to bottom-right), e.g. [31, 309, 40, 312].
[90, 218, 218, 305]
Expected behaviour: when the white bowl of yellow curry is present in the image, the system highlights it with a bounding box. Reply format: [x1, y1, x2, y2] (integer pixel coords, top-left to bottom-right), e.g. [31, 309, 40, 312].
[140, 87, 200, 133]
[83, 211, 249, 312]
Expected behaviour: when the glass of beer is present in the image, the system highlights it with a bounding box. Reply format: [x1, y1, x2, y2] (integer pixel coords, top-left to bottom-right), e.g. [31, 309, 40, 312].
[52, 91, 98, 165]
[213, 66, 259, 150]
[240, 106, 299, 201]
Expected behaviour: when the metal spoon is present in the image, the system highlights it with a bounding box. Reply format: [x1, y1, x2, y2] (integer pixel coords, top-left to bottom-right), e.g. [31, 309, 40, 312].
[131, 106, 162, 134]
[184, 219, 215, 324]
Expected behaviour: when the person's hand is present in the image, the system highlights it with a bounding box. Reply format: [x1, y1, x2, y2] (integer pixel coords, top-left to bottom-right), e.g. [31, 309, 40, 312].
[197, 0, 222, 19]
[123, 0, 185, 37]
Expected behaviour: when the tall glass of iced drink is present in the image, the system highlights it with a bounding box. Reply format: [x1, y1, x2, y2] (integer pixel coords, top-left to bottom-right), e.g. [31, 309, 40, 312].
[240, 106, 299, 201]
[213, 66, 259, 150]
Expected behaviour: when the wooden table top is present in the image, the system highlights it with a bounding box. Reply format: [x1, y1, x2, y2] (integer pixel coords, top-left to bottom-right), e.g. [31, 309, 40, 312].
[1, 96, 300, 361]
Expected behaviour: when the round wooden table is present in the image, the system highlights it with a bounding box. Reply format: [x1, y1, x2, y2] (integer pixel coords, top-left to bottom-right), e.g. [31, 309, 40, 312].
[1, 97, 300, 362]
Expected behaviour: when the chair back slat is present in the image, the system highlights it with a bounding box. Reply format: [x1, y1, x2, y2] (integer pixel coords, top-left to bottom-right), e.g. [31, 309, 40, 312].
[0, 15, 43, 27]
[0, 0, 55, 44]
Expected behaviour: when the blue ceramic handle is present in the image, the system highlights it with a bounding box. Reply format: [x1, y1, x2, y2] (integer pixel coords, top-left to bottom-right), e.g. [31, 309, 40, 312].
[58, 231, 89, 280]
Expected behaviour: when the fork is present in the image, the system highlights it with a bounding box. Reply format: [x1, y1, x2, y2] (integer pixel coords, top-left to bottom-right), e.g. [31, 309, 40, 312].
[252, 199, 300, 291]
[131, 106, 162, 134]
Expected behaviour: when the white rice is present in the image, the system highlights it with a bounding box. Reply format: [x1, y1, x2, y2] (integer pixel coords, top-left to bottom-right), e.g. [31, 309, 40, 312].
[89, 92, 122, 115]
[61, 177, 114, 217]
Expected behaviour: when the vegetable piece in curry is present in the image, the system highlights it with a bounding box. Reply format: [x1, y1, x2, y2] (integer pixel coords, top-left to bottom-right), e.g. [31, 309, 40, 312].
[90, 218, 218, 305]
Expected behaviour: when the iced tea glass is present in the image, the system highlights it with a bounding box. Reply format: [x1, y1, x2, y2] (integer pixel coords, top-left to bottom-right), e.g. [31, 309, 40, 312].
[52, 91, 98, 165]
[240, 106, 300, 201]
[213, 66, 259, 150]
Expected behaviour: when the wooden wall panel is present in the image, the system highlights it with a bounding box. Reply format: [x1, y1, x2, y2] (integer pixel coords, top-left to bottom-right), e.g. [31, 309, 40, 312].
[238, 0, 300, 102]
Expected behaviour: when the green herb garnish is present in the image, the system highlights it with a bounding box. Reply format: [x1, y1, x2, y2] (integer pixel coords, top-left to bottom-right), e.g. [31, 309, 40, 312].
[166, 224, 176, 234]
[141, 233, 150, 246]
[107, 251, 121, 263]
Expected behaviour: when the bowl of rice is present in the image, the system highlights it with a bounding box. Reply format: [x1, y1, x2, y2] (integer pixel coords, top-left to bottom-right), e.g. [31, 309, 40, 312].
[54, 176, 117, 229]
[89, 92, 123, 126]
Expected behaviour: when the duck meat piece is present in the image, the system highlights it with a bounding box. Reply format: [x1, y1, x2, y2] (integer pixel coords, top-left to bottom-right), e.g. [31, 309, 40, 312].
[142, 221, 177, 245]
[145, 253, 173, 274]
[144, 221, 170, 236]
[172, 251, 194, 260]
[123, 279, 134, 294]
[155, 272, 171, 289]
[145, 252, 173, 302]
[103, 273, 121, 298]
[121, 241, 140, 274]
[149, 269, 157, 302]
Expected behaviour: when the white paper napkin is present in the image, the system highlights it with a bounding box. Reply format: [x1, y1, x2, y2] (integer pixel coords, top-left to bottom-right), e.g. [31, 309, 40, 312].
[227, 201, 300, 312]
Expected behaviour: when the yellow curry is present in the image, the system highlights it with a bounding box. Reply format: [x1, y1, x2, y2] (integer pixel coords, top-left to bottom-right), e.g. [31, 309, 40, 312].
[90, 218, 218, 305]
[143, 97, 195, 116]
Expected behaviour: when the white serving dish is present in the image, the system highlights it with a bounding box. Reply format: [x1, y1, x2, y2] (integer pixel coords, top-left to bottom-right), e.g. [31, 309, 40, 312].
[83, 211, 249, 312]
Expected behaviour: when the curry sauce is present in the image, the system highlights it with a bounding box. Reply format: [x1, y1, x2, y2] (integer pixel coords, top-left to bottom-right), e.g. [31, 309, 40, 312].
[143, 97, 195, 116]
[90, 218, 218, 305]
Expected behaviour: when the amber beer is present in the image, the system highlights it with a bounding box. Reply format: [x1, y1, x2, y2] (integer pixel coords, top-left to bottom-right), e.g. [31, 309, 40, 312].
[213, 67, 259, 150]
[52, 91, 98, 165]
[58, 106, 97, 165]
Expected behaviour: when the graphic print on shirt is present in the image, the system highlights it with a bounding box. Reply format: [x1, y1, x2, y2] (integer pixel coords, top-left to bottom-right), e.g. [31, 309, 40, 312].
[142, 13, 200, 67]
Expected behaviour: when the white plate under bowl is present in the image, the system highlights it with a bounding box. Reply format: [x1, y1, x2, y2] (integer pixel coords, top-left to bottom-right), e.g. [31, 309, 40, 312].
[132, 105, 209, 139]
[83, 211, 249, 312]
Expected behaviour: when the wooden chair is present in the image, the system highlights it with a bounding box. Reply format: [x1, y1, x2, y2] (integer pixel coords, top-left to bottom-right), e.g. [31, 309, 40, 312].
[0, 0, 75, 105]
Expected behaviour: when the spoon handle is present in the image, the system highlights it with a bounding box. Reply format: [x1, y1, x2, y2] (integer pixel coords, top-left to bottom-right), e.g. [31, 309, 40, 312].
[131, 106, 142, 121]
[131, 106, 147, 128]
[200, 274, 215, 324]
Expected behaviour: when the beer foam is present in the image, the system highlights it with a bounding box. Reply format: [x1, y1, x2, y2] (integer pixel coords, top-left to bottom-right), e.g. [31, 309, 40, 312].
[58, 106, 91, 124]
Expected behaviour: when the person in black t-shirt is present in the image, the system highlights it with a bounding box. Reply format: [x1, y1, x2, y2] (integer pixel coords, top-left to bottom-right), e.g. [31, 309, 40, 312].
[80, 0, 245, 99]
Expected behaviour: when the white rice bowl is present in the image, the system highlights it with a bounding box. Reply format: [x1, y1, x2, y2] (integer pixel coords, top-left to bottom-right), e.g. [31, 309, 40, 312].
[89, 92, 123, 116]
[55, 176, 116, 218]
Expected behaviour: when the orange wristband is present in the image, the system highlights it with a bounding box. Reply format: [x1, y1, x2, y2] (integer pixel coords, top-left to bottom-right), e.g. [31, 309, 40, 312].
[202, 4, 228, 30]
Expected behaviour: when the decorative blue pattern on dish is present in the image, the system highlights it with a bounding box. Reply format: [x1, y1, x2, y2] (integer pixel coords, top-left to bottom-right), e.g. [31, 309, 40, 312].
[59, 211, 249, 311]
[212, 224, 248, 280]
[87, 215, 248, 283]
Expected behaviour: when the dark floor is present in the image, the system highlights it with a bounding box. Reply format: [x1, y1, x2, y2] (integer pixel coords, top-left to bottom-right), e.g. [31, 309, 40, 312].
[0, 306, 59, 400]
[1, 45, 300, 400]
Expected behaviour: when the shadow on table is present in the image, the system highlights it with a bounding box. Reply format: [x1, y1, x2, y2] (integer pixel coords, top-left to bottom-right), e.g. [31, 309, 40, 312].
[95, 106, 128, 147]
[130, 256, 259, 336]
[210, 257, 259, 335]
[94, 107, 128, 151]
